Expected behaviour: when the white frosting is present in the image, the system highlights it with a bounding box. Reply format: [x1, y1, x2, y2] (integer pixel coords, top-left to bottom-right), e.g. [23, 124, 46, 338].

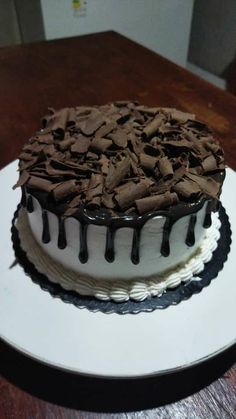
[16, 207, 221, 302]
[27, 195, 208, 280]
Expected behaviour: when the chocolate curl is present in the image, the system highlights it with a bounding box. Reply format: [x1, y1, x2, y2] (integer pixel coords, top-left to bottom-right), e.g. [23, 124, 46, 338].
[86, 196, 101, 209]
[158, 124, 181, 134]
[76, 106, 93, 117]
[19, 152, 34, 161]
[95, 121, 117, 138]
[53, 180, 77, 201]
[59, 136, 75, 151]
[128, 132, 142, 156]
[26, 143, 45, 155]
[35, 133, 54, 144]
[45, 162, 77, 178]
[27, 176, 53, 193]
[142, 114, 165, 139]
[87, 174, 103, 200]
[162, 108, 195, 123]
[114, 100, 131, 107]
[87, 151, 99, 160]
[144, 144, 162, 157]
[19, 157, 38, 171]
[205, 141, 223, 156]
[50, 108, 70, 139]
[115, 180, 149, 210]
[133, 109, 145, 124]
[140, 153, 157, 171]
[101, 192, 115, 209]
[105, 157, 131, 192]
[71, 135, 91, 154]
[173, 179, 201, 198]
[90, 137, 112, 152]
[161, 139, 193, 149]
[99, 154, 109, 175]
[127, 149, 138, 165]
[201, 155, 218, 173]
[158, 157, 173, 180]
[186, 173, 220, 197]
[44, 144, 56, 156]
[67, 108, 76, 126]
[150, 165, 187, 194]
[69, 194, 82, 208]
[130, 159, 144, 176]
[109, 131, 128, 148]
[136, 192, 178, 214]
[80, 112, 105, 136]
[136, 106, 160, 116]
[13, 171, 30, 189]
[116, 109, 131, 124]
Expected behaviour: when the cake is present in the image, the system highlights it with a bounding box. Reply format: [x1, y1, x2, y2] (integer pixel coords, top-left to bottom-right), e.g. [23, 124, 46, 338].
[13, 102, 225, 302]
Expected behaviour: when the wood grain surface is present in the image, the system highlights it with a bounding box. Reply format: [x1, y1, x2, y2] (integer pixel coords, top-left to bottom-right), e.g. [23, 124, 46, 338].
[0, 31, 235, 418]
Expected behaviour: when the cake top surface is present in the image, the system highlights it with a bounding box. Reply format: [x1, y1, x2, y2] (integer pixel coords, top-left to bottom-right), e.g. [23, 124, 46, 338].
[15, 101, 225, 216]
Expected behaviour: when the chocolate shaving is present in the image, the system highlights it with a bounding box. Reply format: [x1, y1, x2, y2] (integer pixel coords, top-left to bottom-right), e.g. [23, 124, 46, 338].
[140, 153, 157, 171]
[79, 112, 105, 136]
[53, 180, 77, 201]
[142, 114, 165, 139]
[95, 121, 117, 138]
[59, 137, 75, 151]
[173, 179, 201, 198]
[48, 108, 69, 139]
[44, 144, 56, 156]
[90, 137, 112, 152]
[109, 131, 128, 148]
[68, 195, 82, 208]
[136, 106, 160, 116]
[115, 179, 149, 209]
[186, 173, 220, 197]
[158, 157, 173, 180]
[67, 108, 76, 126]
[71, 135, 91, 154]
[16, 102, 225, 215]
[105, 157, 131, 191]
[201, 155, 218, 173]
[101, 192, 115, 209]
[162, 108, 195, 123]
[136, 192, 178, 214]
[36, 133, 54, 144]
[27, 176, 53, 193]
[13, 171, 30, 189]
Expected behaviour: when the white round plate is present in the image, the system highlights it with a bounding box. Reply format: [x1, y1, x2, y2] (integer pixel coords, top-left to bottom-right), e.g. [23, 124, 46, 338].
[0, 161, 235, 378]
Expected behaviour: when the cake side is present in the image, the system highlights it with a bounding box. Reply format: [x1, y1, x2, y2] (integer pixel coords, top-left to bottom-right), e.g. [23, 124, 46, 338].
[25, 192, 210, 280]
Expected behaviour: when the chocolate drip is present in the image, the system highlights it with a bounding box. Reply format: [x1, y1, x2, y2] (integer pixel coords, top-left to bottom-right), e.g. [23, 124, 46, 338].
[26, 195, 34, 213]
[203, 201, 212, 228]
[79, 223, 88, 263]
[28, 191, 218, 264]
[161, 218, 173, 257]
[42, 210, 50, 243]
[21, 188, 26, 207]
[58, 218, 67, 249]
[186, 215, 197, 246]
[131, 228, 142, 264]
[105, 227, 116, 262]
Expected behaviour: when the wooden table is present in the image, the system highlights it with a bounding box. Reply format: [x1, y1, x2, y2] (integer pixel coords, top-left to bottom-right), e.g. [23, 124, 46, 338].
[0, 31, 235, 418]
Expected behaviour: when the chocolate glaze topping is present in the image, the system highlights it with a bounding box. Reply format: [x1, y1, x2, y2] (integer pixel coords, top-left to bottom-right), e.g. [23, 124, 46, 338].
[186, 215, 197, 247]
[26, 194, 34, 213]
[58, 218, 67, 249]
[16, 102, 225, 264]
[42, 210, 50, 244]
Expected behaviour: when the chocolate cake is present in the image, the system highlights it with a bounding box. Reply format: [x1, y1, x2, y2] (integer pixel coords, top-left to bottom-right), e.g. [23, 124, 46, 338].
[13, 102, 225, 302]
